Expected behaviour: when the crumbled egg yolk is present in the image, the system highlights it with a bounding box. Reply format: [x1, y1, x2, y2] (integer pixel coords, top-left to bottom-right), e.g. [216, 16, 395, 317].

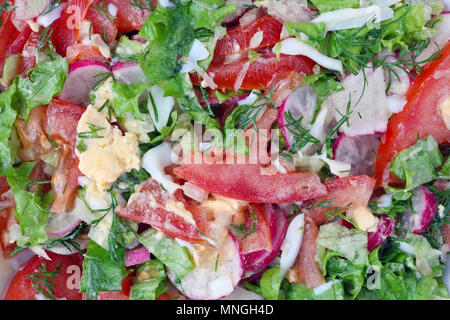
[346, 205, 379, 232]
[201, 195, 247, 225]
[438, 95, 450, 130]
[75, 78, 141, 193]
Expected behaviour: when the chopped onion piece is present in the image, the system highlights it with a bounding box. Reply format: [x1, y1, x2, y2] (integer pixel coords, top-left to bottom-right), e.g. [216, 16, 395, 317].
[311, 5, 394, 31]
[37, 2, 66, 27]
[280, 213, 305, 275]
[147, 84, 175, 132]
[275, 38, 343, 73]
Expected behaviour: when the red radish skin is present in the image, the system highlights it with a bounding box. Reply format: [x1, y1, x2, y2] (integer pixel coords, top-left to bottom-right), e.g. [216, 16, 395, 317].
[59, 60, 111, 106]
[402, 186, 438, 235]
[124, 247, 150, 267]
[45, 213, 81, 238]
[367, 215, 397, 252]
[242, 205, 287, 273]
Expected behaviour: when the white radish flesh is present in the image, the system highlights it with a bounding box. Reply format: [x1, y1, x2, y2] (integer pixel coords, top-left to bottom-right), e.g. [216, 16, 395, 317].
[402, 186, 438, 235]
[112, 61, 148, 84]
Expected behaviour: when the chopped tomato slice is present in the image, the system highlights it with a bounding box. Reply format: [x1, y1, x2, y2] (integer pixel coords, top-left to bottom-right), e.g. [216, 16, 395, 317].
[173, 154, 327, 203]
[50, 0, 92, 56]
[374, 43, 450, 187]
[214, 15, 283, 56]
[205, 47, 316, 90]
[0, 25, 31, 78]
[46, 99, 85, 213]
[104, 0, 157, 33]
[238, 204, 272, 254]
[17, 31, 39, 76]
[116, 178, 205, 243]
[3, 251, 84, 300]
[85, 0, 118, 44]
[305, 175, 375, 225]
[66, 43, 108, 63]
[294, 216, 325, 289]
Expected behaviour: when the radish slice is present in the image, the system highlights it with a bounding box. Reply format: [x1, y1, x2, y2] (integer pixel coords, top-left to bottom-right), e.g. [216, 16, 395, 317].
[124, 247, 150, 267]
[112, 61, 147, 84]
[14, 0, 49, 21]
[222, 285, 264, 300]
[242, 205, 288, 274]
[280, 213, 305, 275]
[332, 133, 382, 176]
[46, 239, 88, 255]
[45, 211, 82, 238]
[277, 86, 318, 150]
[170, 232, 243, 300]
[59, 60, 111, 106]
[402, 186, 438, 235]
[367, 215, 397, 251]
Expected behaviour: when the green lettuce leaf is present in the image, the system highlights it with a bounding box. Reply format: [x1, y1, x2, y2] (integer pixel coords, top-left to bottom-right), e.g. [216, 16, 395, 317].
[111, 81, 148, 119]
[138, 228, 195, 280]
[309, 0, 359, 12]
[129, 260, 168, 300]
[80, 240, 129, 300]
[259, 267, 284, 300]
[0, 79, 19, 175]
[438, 158, 450, 179]
[389, 135, 442, 190]
[317, 221, 369, 266]
[6, 162, 51, 247]
[285, 280, 345, 300]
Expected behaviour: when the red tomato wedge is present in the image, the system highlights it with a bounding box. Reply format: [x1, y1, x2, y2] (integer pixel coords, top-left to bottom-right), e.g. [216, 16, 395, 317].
[116, 178, 205, 243]
[3, 251, 84, 300]
[51, 0, 92, 56]
[17, 31, 39, 76]
[374, 43, 450, 187]
[173, 155, 327, 203]
[0, 25, 31, 78]
[46, 99, 85, 213]
[294, 216, 325, 289]
[214, 15, 283, 56]
[85, 0, 118, 44]
[238, 204, 272, 254]
[206, 47, 316, 90]
[306, 175, 375, 225]
[104, 0, 157, 33]
[66, 43, 108, 63]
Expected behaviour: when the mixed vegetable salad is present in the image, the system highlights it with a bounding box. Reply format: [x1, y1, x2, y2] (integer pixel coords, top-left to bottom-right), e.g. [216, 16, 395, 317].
[0, 0, 449, 300]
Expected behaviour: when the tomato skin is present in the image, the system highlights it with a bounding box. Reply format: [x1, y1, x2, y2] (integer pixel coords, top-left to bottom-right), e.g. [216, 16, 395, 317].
[294, 216, 325, 289]
[214, 15, 283, 56]
[305, 175, 375, 225]
[3, 251, 84, 300]
[17, 31, 39, 76]
[0, 25, 31, 78]
[66, 43, 107, 63]
[51, 0, 92, 56]
[85, 0, 118, 43]
[46, 99, 85, 213]
[238, 204, 272, 255]
[206, 48, 316, 90]
[116, 178, 205, 243]
[374, 43, 450, 187]
[104, 0, 157, 33]
[173, 155, 327, 203]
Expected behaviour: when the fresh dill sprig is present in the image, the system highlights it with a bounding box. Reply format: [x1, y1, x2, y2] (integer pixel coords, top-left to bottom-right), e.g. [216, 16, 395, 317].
[324, 97, 353, 158]
[423, 186, 450, 248]
[242, 210, 258, 240]
[198, 85, 214, 117]
[45, 223, 85, 254]
[101, 26, 108, 43]
[26, 262, 62, 300]
[282, 110, 320, 153]
[77, 123, 105, 139]
[97, 99, 114, 121]
[37, 26, 53, 51]
[42, 0, 63, 16]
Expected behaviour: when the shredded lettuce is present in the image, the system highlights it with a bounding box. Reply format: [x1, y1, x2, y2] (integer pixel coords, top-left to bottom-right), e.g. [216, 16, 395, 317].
[129, 260, 168, 300]
[111, 81, 148, 120]
[6, 162, 51, 247]
[259, 267, 284, 300]
[389, 135, 443, 190]
[0, 79, 19, 176]
[138, 228, 195, 280]
[284, 280, 346, 300]
[310, 0, 359, 12]
[80, 240, 129, 300]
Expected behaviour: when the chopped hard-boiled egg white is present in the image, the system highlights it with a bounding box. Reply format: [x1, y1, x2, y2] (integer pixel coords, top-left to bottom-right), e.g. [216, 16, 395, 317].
[180, 39, 210, 73]
[346, 205, 379, 232]
[147, 85, 175, 132]
[438, 95, 450, 130]
[142, 142, 181, 194]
